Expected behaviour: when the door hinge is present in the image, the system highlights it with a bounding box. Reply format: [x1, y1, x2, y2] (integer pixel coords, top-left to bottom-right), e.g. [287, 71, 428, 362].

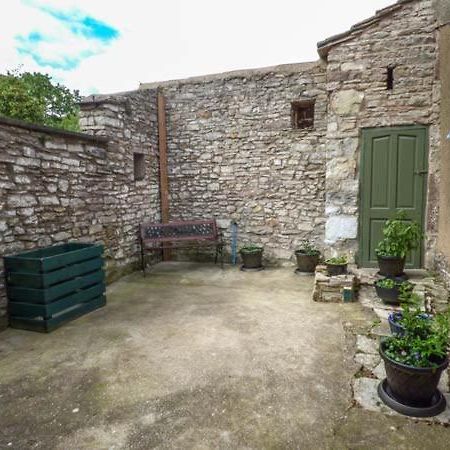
[414, 170, 428, 175]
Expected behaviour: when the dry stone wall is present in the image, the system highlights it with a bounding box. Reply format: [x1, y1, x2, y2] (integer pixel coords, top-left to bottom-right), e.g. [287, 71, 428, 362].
[147, 63, 328, 261]
[0, 90, 160, 329]
[323, 0, 440, 264]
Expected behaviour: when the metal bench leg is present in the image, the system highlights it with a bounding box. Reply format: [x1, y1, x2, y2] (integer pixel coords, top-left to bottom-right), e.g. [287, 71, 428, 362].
[141, 248, 146, 277]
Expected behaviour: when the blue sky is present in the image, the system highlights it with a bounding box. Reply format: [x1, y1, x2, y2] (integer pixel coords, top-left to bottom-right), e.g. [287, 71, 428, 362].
[14, 1, 119, 72]
[1, 0, 395, 95]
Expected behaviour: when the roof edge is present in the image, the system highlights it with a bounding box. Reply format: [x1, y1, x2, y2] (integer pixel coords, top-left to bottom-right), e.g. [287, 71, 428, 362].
[317, 0, 417, 58]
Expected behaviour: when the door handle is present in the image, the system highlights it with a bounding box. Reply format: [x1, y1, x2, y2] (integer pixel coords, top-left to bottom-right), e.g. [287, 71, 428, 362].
[414, 170, 428, 175]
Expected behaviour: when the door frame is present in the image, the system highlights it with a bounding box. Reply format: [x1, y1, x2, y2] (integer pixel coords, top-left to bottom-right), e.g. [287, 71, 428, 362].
[358, 125, 429, 268]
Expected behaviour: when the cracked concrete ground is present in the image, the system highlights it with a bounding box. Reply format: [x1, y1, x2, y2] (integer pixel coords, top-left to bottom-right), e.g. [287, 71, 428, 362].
[1, 262, 450, 449]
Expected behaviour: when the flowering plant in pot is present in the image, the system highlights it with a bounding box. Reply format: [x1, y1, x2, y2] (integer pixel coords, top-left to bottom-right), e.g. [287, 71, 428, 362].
[295, 240, 320, 273]
[379, 302, 450, 417]
[374, 278, 414, 305]
[375, 211, 422, 278]
[239, 244, 264, 270]
[325, 255, 348, 277]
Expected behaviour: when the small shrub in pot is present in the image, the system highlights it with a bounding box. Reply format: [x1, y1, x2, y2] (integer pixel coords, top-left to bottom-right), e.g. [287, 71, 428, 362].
[239, 244, 263, 270]
[295, 240, 320, 273]
[374, 278, 414, 305]
[325, 255, 348, 277]
[375, 211, 422, 277]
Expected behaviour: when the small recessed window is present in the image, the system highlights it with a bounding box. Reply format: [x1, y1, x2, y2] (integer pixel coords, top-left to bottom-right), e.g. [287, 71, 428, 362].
[133, 153, 145, 181]
[291, 100, 315, 130]
[387, 66, 395, 90]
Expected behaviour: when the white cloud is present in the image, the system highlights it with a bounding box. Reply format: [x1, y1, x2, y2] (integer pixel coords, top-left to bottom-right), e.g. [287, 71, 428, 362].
[1, 0, 396, 95]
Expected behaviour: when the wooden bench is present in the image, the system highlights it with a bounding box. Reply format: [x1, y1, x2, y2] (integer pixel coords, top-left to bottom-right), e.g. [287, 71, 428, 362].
[139, 219, 224, 274]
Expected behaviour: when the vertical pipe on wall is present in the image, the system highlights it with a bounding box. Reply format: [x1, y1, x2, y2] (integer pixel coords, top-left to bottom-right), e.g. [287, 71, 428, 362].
[157, 89, 171, 260]
[231, 221, 238, 265]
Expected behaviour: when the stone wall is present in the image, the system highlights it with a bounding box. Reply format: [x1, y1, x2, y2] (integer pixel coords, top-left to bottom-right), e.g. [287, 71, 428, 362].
[141, 63, 328, 261]
[0, 90, 160, 329]
[322, 0, 440, 264]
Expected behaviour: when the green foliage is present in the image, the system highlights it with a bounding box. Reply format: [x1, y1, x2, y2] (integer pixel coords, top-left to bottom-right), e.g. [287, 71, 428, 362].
[325, 255, 348, 265]
[296, 240, 320, 256]
[0, 69, 81, 131]
[375, 211, 422, 258]
[240, 244, 263, 254]
[384, 304, 450, 368]
[376, 278, 396, 289]
[398, 282, 416, 303]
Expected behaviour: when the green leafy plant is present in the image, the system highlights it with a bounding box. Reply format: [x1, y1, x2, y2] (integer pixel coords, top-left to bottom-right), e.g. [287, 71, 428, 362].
[325, 256, 348, 265]
[375, 278, 396, 289]
[240, 244, 263, 254]
[384, 304, 450, 367]
[296, 240, 320, 256]
[0, 68, 81, 131]
[375, 211, 422, 258]
[375, 278, 413, 292]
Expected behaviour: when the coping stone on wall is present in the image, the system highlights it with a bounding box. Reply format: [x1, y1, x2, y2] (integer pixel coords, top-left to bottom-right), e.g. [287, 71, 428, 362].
[0, 116, 109, 146]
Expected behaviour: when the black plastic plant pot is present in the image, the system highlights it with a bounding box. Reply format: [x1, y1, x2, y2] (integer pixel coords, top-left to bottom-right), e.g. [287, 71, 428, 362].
[377, 255, 406, 278]
[240, 249, 263, 270]
[326, 263, 347, 277]
[295, 251, 320, 273]
[379, 342, 448, 411]
[375, 284, 401, 305]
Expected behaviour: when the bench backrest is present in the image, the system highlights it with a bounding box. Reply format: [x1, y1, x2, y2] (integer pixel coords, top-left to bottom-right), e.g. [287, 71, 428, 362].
[140, 219, 219, 243]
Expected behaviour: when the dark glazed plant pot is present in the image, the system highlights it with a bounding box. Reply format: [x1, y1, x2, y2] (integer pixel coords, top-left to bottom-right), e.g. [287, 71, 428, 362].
[326, 263, 347, 277]
[388, 312, 432, 337]
[375, 285, 401, 305]
[295, 251, 320, 273]
[377, 255, 406, 278]
[240, 250, 263, 269]
[380, 342, 448, 407]
[388, 312, 405, 335]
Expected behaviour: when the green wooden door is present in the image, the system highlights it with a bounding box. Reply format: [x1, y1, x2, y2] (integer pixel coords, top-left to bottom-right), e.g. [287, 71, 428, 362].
[359, 126, 428, 268]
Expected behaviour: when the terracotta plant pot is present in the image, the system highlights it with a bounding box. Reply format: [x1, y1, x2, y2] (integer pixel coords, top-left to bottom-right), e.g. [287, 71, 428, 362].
[295, 251, 320, 273]
[377, 255, 406, 278]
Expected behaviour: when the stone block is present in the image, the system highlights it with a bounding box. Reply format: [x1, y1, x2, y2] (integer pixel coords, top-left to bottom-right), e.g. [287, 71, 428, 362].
[325, 215, 358, 243]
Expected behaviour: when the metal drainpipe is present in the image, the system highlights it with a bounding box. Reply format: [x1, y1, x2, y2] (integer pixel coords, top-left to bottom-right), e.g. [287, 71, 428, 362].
[231, 221, 238, 265]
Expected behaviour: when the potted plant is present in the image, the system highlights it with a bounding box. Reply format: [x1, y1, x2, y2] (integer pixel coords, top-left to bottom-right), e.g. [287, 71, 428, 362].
[325, 256, 348, 277]
[295, 240, 320, 273]
[374, 278, 414, 305]
[387, 292, 430, 335]
[240, 244, 264, 270]
[378, 304, 450, 417]
[388, 310, 432, 336]
[375, 211, 422, 278]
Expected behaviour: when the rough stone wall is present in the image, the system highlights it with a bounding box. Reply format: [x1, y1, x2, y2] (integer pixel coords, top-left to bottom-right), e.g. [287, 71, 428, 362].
[436, 22, 450, 287]
[78, 89, 161, 277]
[144, 63, 328, 261]
[323, 0, 440, 265]
[0, 90, 160, 329]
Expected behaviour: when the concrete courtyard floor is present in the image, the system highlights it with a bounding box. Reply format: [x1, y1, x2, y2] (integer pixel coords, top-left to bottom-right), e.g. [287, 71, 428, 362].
[1, 262, 450, 449]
